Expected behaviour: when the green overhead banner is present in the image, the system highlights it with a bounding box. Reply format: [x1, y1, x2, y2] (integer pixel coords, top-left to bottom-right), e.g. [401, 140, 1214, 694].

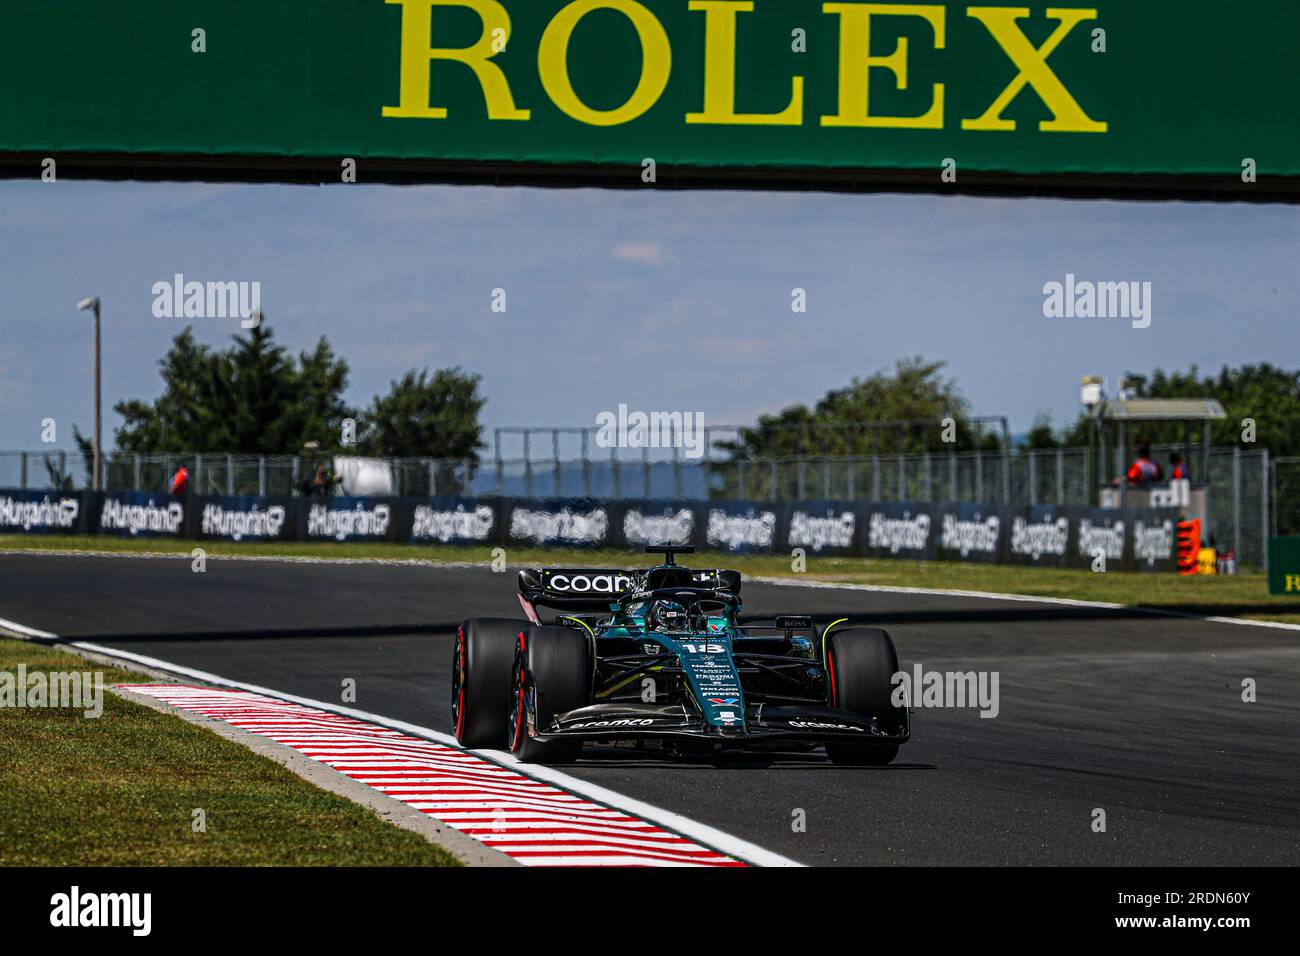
[0, 0, 1296, 195]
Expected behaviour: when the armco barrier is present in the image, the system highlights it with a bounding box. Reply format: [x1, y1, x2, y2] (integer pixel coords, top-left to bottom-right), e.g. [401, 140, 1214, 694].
[0, 489, 1179, 572]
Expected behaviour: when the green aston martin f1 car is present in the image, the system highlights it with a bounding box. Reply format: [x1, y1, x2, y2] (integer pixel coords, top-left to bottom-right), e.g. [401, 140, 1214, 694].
[452, 545, 909, 764]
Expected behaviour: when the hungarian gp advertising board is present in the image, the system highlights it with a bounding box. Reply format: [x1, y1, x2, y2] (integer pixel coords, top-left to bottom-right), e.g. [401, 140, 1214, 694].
[621, 501, 697, 548]
[95, 492, 186, 538]
[864, 502, 936, 560]
[1007, 505, 1071, 567]
[705, 502, 779, 553]
[0, 488, 1178, 569]
[303, 496, 400, 542]
[505, 498, 612, 547]
[785, 501, 860, 556]
[0, 1, 1295, 194]
[934, 503, 1007, 564]
[195, 496, 293, 542]
[0, 489, 87, 536]
[409, 496, 498, 544]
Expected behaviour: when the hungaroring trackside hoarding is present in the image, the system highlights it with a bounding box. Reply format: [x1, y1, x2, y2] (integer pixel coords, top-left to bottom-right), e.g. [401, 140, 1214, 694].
[0, 1, 1295, 197]
[0, 489, 1180, 572]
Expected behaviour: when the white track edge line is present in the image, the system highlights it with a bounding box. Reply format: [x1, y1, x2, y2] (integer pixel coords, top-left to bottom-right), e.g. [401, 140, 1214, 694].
[0, 547, 481, 568]
[0, 614, 801, 867]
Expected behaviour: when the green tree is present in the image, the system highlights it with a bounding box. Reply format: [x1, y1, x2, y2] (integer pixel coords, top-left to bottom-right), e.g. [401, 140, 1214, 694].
[1021, 413, 1063, 449]
[358, 367, 485, 461]
[1060, 363, 1300, 455]
[721, 357, 996, 458]
[113, 323, 356, 453]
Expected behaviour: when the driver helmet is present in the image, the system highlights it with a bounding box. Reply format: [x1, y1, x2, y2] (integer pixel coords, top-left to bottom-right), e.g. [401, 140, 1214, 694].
[646, 600, 689, 632]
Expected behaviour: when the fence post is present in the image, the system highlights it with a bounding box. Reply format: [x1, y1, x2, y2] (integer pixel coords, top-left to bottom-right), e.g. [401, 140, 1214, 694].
[923, 452, 932, 502]
[291, 456, 300, 495]
[1056, 448, 1065, 504]
[258, 455, 266, 497]
[1083, 445, 1091, 505]
[1261, 448, 1270, 574]
[19, 452, 27, 489]
[770, 459, 778, 502]
[1002, 448, 1011, 504]
[1271, 457, 1278, 538]
[134, 453, 142, 491]
[948, 451, 957, 502]
[523, 431, 532, 498]
[553, 429, 561, 497]
[1028, 451, 1037, 506]
[166, 453, 174, 492]
[226, 453, 234, 495]
[1232, 445, 1242, 560]
[581, 430, 590, 497]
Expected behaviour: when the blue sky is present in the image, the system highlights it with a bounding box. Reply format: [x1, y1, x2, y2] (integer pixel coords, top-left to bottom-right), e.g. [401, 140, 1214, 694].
[0, 179, 1295, 454]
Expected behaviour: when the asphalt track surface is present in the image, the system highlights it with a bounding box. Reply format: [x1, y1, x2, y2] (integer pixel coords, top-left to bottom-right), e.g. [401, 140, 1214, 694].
[2, 551, 1298, 866]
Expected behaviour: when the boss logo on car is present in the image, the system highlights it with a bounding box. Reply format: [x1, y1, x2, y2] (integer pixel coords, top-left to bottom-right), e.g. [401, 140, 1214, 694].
[789, 720, 865, 732]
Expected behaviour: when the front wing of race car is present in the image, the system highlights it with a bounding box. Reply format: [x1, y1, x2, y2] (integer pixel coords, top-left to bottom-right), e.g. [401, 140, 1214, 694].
[534, 701, 910, 748]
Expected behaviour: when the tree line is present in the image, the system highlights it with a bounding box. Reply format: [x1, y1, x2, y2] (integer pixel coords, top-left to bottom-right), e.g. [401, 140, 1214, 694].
[79, 322, 484, 462]
[82, 327, 1296, 463]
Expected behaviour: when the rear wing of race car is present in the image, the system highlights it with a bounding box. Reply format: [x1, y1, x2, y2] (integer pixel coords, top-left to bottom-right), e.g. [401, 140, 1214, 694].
[518, 568, 638, 612]
[517, 566, 743, 613]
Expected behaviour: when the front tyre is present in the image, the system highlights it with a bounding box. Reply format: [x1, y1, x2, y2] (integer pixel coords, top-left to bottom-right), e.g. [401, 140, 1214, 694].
[824, 626, 904, 766]
[509, 625, 589, 764]
[453, 618, 527, 749]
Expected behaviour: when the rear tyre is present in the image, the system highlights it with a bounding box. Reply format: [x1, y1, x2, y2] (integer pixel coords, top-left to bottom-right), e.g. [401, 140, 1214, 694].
[453, 618, 527, 749]
[509, 625, 589, 764]
[823, 626, 903, 766]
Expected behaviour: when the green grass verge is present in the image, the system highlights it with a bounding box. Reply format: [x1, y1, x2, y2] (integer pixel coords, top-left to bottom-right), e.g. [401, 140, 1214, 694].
[4, 533, 1298, 626]
[0, 637, 460, 866]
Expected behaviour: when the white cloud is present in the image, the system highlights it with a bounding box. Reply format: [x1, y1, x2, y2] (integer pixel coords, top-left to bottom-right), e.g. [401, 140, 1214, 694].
[613, 240, 666, 266]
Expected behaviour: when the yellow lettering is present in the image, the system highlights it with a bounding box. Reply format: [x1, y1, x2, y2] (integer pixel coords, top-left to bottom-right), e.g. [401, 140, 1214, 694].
[381, 0, 528, 120]
[1286, 574, 1300, 592]
[962, 7, 1106, 132]
[538, 0, 671, 127]
[820, 3, 945, 129]
[686, 1, 802, 126]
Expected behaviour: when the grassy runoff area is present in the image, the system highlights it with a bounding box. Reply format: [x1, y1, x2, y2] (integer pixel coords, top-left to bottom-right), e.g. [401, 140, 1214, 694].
[0, 637, 459, 866]
[4, 533, 1298, 626]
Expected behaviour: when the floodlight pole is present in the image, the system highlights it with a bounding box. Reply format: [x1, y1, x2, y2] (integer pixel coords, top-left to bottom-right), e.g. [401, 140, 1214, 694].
[77, 296, 102, 490]
[93, 299, 101, 490]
